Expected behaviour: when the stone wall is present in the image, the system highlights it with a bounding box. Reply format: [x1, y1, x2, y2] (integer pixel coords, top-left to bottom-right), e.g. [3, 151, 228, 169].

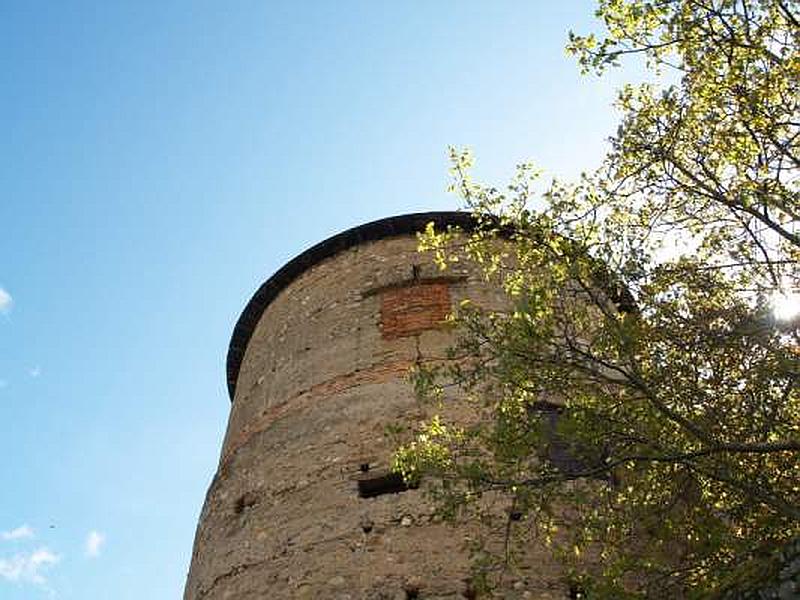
[183, 231, 574, 600]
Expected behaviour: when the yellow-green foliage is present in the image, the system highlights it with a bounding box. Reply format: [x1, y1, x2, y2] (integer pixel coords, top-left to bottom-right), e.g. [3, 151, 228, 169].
[401, 2, 800, 598]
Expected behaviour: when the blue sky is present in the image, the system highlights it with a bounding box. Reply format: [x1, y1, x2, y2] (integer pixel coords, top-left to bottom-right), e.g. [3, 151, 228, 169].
[0, 2, 626, 598]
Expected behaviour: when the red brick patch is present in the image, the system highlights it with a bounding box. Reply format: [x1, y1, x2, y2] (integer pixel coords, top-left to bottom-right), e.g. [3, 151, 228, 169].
[380, 282, 451, 340]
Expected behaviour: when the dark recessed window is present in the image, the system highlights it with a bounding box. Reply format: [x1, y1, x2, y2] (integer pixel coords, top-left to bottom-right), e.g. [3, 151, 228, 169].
[357, 472, 416, 498]
[533, 404, 609, 481]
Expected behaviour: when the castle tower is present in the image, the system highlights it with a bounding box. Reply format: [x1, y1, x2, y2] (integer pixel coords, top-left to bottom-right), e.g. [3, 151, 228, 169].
[184, 212, 566, 600]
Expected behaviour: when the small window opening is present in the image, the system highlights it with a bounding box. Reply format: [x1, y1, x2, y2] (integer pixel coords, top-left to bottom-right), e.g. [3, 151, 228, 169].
[357, 472, 416, 498]
[509, 510, 523, 522]
[359, 462, 370, 473]
[411, 264, 421, 281]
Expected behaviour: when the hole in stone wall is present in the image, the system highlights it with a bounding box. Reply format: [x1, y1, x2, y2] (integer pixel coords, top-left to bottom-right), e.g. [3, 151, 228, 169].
[234, 491, 259, 515]
[357, 472, 415, 498]
[404, 585, 420, 599]
[411, 264, 421, 281]
[509, 510, 523, 522]
[359, 462, 370, 472]
[359, 514, 375, 533]
[568, 583, 585, 599]
[462, 578, 477, 599]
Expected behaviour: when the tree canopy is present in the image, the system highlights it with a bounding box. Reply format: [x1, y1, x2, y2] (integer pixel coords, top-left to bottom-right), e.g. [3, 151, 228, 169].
[394, 1, 800, 597]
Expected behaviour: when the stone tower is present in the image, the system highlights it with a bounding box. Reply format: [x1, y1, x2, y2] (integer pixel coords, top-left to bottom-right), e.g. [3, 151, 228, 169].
[184, 212, 567, 600]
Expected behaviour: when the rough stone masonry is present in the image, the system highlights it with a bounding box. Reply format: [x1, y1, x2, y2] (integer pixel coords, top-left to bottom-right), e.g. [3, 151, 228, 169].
[183, 212, 572, 600]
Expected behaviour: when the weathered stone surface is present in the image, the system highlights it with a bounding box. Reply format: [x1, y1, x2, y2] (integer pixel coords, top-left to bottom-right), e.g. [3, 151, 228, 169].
[184, 232, 568, 599]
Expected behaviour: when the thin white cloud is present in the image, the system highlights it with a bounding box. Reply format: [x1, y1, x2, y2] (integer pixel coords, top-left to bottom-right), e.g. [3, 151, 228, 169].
[85, 531, 105, 558]
[2, 525, 34, 541]
[28, 366, 41, 378]
[0, 547, 59, 585]
[0, 288, 11, 314]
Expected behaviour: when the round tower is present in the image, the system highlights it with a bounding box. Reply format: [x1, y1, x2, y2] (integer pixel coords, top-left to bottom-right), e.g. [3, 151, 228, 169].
[184, 212, 566, 600]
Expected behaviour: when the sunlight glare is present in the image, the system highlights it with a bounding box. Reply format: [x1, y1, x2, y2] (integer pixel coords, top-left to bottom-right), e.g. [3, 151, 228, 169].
[771, 290, 800, 322]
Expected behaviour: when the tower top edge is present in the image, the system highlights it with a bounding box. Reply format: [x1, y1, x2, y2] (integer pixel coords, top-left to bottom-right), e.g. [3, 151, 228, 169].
[225, 211, 479, 401]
